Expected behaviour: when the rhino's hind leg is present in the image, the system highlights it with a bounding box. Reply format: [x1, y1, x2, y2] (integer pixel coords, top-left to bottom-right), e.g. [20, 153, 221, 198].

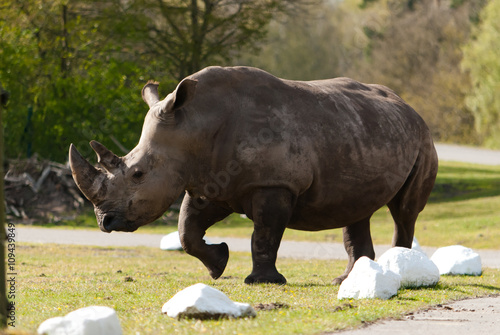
[244, 188, 294, 285]
[388, 144, 438, 248]
[178, 194, 233, 279]
[333, 217, 375, 285]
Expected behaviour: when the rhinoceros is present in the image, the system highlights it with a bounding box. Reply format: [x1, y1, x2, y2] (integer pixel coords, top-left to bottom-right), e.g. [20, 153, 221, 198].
[69, 66, 438, 284]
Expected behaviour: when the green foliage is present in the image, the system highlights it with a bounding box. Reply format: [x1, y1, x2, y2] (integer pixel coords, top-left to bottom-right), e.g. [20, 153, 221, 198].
[0, 0, 162, 162]
[462, 0, 500, 148]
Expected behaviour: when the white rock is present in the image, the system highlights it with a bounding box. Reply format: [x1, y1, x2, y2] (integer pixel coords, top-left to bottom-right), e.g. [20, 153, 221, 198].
[37, 317, 66, 335]
[162, 283, 256, 319]
[431, 245, 482, 275]
[412, 237, 425, 255]
[338, 257, 401, 300]
[160, 231, 183, 250]
[377, 247, 440, 288]
[160, 231, 212, 251]
[37, 306, 122, 335]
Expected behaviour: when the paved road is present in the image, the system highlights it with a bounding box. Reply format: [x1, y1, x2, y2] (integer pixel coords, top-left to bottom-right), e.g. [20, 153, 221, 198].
[16, 227, 500, 269]
[331, 296, 500, 335]
[434, 143, 500, 165]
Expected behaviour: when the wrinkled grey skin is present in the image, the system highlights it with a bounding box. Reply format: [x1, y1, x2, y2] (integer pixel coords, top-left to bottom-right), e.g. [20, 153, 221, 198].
[70, 66, 438, 285]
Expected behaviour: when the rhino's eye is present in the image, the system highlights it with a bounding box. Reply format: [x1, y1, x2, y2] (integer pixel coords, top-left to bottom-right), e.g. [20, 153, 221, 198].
[132, 170, 144, 180]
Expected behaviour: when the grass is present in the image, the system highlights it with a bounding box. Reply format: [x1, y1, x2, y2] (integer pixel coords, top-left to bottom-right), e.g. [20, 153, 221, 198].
[38, 160, 500, 249]
[16, 243, 500, 335]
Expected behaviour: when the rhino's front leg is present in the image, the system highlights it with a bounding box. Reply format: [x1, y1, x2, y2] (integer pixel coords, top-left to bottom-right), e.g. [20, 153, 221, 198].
[244, 188, 294, 285]
[178, 194, 233, 279]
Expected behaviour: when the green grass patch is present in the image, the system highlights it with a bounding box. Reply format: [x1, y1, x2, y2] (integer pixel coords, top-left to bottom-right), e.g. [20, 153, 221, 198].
[17, 243, 500, 334]
[30, 161, 500, 249]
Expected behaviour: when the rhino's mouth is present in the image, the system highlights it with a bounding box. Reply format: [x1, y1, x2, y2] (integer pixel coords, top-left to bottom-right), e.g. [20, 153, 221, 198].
[99, 213, 138, 233]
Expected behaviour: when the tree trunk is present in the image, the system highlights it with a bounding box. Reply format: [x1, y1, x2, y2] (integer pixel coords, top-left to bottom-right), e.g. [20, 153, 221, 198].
[0, 83, 8, 328]
[190, 0, 201, 76]
[61, 4, 70, 75]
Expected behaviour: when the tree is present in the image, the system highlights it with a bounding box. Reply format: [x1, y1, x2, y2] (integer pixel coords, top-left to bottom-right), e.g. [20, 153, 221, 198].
[349, 0, 485, 144]
[462, 0, 500, 148]
[234, 0, 362, 81]
[0, 0, 158, 161]
[236, 0, 484, 144]
[107, 0, 315, 80]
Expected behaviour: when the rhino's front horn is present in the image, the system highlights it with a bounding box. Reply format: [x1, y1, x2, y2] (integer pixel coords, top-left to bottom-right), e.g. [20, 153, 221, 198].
[90, 140, 121, 172]
[69, 143, 104, 203]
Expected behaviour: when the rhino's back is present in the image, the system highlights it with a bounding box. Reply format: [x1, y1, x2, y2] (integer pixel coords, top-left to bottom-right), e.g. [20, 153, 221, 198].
[187, 67, 433, 228]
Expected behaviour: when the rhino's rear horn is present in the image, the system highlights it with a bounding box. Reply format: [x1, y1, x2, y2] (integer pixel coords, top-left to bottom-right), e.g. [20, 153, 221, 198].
[69, 143, 103, 203]
[142, 80, 160, 108]
[90, 140, 121, 172]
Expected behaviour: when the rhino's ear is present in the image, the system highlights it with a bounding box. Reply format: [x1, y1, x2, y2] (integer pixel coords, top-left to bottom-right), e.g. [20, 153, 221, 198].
[142, 81, 160, 108]
[171, 78, 197, 111]
[157, 78, 197, 123]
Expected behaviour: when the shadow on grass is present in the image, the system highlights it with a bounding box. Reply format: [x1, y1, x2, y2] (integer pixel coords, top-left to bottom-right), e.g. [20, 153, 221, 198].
[461, 283, 500, 292]
[397, 280, 500, 303]
[429, 163, 500, 203]
[287, 282, 333, 288]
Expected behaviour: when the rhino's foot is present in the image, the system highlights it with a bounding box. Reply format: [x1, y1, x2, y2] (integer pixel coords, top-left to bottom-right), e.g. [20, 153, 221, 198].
[244, 269, 287, 285]
[203, 242, 229, 280]
[332, 273, 348, 285]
